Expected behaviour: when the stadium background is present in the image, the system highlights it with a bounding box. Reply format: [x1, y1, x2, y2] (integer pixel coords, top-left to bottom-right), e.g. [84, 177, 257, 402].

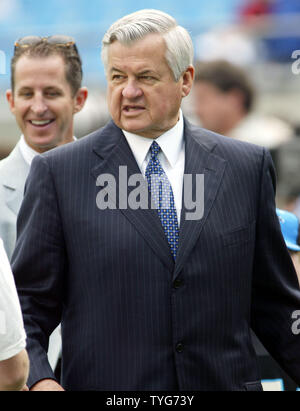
[0, 0, 300, 157]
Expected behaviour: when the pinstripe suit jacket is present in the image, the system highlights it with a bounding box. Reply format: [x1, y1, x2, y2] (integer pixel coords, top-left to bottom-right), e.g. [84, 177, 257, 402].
[12, 119, 300, 391]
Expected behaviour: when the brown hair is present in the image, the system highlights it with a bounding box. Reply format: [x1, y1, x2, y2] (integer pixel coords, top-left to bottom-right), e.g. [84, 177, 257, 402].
[11, 40, 83, 96]
[194, 59, 255, 113]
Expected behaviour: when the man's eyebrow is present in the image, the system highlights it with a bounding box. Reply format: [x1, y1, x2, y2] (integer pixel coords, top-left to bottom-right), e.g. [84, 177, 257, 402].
[44, 86, 61, 90]
[109, 68, 157, 76]
[18, 86, 32, 91]
[137, 70, 156, 76]
[18, 86, 59, 91]
[110, 67, 124, 74]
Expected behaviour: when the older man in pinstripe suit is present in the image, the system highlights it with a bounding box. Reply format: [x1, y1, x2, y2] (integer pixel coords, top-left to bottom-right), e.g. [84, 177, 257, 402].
[12, 10, 300, 391]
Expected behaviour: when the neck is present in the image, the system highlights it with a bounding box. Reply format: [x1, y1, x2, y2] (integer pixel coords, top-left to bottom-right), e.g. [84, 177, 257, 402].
[221, 111, 246, 136]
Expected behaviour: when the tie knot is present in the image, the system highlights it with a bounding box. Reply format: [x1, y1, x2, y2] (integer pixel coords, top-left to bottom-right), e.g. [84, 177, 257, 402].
[150, 141, 161, 159]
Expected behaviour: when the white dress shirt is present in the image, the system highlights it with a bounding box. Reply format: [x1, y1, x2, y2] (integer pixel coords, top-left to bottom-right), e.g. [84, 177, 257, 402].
[19, 135, 38, 166]
[123, 110, 185, 226]
[19, 135, 77, 166]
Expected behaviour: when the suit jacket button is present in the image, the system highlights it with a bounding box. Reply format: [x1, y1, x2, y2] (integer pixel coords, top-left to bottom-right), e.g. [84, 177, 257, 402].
[176, 342, 184, 353]
[173, 279, 184, 289]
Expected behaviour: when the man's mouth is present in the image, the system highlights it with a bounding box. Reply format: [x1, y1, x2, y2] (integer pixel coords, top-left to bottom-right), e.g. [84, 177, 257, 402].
[123, 106, 145, 112]
[29, 119, 55, 127]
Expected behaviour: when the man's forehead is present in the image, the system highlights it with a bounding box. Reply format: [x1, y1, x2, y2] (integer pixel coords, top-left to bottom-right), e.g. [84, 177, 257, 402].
[15, 54, 65, 72]
[108, 34, 166, 58]
[107, 35, 168, 73]
[13, 54, 68, 88]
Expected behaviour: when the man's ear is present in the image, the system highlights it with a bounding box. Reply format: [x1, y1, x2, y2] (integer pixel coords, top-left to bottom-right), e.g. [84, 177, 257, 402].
[181, 66, 195, 98]
[73, 87, 88, 114]
[6, 89, 15, 114]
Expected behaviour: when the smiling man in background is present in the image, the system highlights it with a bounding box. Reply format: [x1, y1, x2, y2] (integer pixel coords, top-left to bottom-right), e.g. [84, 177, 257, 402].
[0, 36, 88, 379]
[0, 35, 88, 259]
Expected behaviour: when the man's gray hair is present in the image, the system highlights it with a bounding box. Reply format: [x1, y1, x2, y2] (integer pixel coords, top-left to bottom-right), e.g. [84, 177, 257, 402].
[101, 9, 194, 82]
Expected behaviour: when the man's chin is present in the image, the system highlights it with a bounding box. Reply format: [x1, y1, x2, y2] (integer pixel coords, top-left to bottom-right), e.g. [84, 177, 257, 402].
[120, 123, 157, 139]
[24, 136, 59, 153]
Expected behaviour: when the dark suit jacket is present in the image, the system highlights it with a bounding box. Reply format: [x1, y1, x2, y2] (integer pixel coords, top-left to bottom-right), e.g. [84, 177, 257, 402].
[12, 119, 300, 391]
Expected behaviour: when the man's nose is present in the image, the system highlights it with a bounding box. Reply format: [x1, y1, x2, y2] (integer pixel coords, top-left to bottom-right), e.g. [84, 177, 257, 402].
[30, 95, 48, 115]
[122, 80, 143, 99]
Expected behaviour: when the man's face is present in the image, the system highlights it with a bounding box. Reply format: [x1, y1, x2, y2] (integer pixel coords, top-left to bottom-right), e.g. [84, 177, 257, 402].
[193, 81, 234, 134]
[7, 54, 87, 153]
[106, 33, 194, 139]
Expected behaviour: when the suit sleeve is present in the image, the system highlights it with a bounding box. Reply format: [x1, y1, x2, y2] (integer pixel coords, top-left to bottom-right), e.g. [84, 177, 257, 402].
[11, 154, 66, 388]
[251, 148, 300, 384]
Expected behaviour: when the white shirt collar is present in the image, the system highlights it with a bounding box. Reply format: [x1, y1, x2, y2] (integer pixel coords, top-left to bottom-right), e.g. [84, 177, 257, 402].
[123, 109, 184, 170]
[19, 135, 77, 166]
[19, 135, 38, 166]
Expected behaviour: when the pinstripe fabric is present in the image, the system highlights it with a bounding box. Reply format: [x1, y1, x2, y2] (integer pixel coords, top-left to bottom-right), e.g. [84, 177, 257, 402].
[12, 119, 300, 390]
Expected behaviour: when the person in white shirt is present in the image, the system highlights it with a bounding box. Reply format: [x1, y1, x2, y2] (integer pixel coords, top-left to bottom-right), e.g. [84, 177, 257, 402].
[0, 35, 88, 379]
[0, 238, 29, 390]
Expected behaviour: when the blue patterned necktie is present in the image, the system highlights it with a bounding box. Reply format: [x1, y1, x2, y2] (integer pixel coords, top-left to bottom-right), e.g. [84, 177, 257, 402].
[145, 141, 179, 260]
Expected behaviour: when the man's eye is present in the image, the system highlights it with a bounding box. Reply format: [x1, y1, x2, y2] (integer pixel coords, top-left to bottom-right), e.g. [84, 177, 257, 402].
[112, 75, 124, 81]
[19, 92, 32, 97]
[140, 76, 156, 82]
[46, 91, 60, 97]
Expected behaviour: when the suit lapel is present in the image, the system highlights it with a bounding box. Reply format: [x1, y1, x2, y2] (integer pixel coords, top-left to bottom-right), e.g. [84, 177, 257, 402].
[91, 121, 174, 272]
[1, 143, 30, 215]
[173, 120, 227, 279]
[90, 120, 227, 275]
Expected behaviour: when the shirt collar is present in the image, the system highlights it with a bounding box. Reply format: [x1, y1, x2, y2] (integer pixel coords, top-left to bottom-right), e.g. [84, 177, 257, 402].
[19, 135, 77, 166]
[123, 109, 184, 169]
[19, 135, 38, 166]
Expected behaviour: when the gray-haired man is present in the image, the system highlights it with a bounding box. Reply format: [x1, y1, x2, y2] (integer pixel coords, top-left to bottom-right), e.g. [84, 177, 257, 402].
[13, 10, 300, 391]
